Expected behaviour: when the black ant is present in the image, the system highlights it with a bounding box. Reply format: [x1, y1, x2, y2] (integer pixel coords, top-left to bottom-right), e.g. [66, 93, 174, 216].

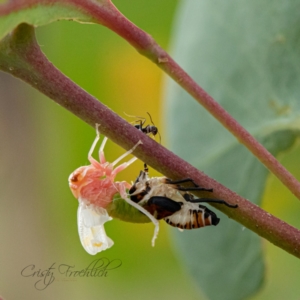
[126, 112, 161, 142]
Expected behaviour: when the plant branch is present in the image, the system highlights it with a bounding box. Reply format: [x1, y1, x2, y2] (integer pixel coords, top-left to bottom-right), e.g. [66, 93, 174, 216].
[0, 23, 299, 259]
[1, 0, 299, 199]
[88, 0, 300, 200]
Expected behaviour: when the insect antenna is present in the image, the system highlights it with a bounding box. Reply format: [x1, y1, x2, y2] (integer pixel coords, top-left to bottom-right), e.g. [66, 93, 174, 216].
[124, 111, 146, 127]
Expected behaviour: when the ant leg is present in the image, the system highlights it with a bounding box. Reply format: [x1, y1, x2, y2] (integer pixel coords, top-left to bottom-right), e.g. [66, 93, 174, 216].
[139, 118, 146, 127]
[146, 112, 161, 142]
[134, 119, 146, 131]
[141, 117, 146, 126]
[134, 117, 146, 127]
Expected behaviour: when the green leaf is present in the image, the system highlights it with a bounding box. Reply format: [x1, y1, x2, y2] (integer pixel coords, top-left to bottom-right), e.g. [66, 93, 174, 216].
[165, 1, 300, 299]
[0, 1, 95, 41]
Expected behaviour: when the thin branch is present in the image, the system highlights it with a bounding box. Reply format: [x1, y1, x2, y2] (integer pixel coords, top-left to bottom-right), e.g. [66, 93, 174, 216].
[87, 0, 300, 200]
[0, 23, 299, 259]
[1, 0, 299, 200]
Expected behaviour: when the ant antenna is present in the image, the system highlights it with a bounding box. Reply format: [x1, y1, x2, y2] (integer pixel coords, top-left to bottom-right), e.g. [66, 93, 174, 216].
[146, 112, 155, 124]
[124, 112, 145, 125]
[146, 112, 161, 143]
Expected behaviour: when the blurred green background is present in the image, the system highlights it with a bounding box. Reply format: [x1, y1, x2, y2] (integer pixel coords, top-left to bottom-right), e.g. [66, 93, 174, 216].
[1, 1, 300, 299]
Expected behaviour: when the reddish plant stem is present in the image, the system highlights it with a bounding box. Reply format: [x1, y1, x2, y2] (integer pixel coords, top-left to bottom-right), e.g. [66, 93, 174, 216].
[0, 2, 299, 196]
[88, 1, 300, 200]
[0, 23, 300, 258]
[1, 0, 299, 200]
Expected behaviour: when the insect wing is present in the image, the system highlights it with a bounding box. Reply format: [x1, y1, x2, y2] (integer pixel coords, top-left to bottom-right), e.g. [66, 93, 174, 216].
[77, 201, 114, 255]
[146, 196, 182, 219]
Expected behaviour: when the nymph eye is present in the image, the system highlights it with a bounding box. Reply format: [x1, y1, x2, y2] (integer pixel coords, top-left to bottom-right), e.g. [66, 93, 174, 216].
[70, 173, 80, 182]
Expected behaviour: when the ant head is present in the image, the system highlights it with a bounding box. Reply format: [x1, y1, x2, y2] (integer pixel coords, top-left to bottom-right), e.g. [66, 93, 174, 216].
[146, 112, 162, 143]
[149, 125, 158, 136]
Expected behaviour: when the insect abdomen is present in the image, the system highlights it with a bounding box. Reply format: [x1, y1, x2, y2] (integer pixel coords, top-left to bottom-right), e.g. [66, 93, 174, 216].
[164, 204, 220, 229]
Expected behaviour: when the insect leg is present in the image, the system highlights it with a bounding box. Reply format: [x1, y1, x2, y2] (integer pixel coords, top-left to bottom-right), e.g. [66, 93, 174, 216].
[185, 195, 238, 208]
[146, 112, 161, 142]
[88, 124, 100, 156]
[134, 120, 144, 131]
[118, 184, 160, 246]
[111, 141, 143, 177]
[99, 136, 108, 164]
[165, 177, 213, 192]
[112, 140, 142, 167]
[88, 124, 103, 165]
[177, 186, 213, 192]
[88, 123, 108, 164]
[165, 178, 206, 188]
[139, 117, 146, 127]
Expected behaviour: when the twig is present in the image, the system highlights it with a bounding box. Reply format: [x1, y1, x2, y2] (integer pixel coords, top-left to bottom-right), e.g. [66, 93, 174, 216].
[0, 23, 299, 258]
[1, 0, 299, 199]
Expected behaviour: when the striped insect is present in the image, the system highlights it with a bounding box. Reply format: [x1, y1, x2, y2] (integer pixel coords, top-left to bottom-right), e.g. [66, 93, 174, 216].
[68, 125, 159, 255]
[129, 164, 238, 233]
